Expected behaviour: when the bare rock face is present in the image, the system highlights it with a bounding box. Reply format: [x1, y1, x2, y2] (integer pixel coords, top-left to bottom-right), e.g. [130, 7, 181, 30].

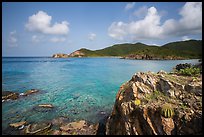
[52, 53, 69, 58]
[68, 50, 85, 57]
[106, 71, 202, 135]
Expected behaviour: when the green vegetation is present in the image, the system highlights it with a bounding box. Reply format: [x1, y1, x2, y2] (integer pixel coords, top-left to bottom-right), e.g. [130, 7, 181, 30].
[161, 103, 174, 118]
[178, 67, 201, 76]
[76, 40, 201, 59]
[162, 74, 188, 85]
[180, 103, 188, 110]
[145, 90, 165, 101]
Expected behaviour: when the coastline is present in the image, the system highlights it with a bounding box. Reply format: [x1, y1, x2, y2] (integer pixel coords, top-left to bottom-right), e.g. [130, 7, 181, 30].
[2, 58, 201, 135]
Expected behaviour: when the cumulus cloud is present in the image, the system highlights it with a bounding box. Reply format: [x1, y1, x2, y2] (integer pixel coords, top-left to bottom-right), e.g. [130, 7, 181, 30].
[25, 11, 69, 35]
[163, 2, 202, 36]
[109, 7, 163, 40]
[88, 33, 96, 41]
[108, 2, 202, 41]
[50, 37, 66, 43]
[125, 2, 135, 11]
[8, 31, 18, 47]
[133, 6, 148, 18]
[108, 22, 128, 40]
[179, 2, 202, 31]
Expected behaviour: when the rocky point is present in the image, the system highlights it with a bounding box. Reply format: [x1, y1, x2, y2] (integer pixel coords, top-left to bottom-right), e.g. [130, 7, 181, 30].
[106, 70, 202, 135]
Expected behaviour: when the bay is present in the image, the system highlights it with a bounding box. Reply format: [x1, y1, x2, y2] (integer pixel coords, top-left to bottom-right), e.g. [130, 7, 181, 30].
[2, 57, 199, 130]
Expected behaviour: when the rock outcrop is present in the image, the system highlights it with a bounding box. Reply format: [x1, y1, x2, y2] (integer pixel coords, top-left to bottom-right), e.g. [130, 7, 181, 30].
[25, 122, 52, 135]
[121, 54, 185, 60]
[2, 89, 40, 102]
[68, 50, 85, 57]
[2, 91, 19, 101]
[106, 71, 202, 135]
[9, 121, 27, 129]
[33, 104, 54, 112]
[22, 89, 40, 96]
[52, 50, 85, 58]
[58, 120, 98, 135]
[52, 53, 69, 58]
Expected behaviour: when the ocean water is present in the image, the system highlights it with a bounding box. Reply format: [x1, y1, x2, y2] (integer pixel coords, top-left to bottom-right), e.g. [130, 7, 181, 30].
[2, 57, 200, 130]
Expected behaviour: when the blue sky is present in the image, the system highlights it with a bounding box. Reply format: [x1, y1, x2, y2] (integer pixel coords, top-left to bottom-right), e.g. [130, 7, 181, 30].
[2, 2, 202, 56]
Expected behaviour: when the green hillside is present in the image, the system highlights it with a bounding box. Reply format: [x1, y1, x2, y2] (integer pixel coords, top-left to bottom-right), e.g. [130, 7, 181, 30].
[161, 40, 202, 58]
[76, 40, 202, 59]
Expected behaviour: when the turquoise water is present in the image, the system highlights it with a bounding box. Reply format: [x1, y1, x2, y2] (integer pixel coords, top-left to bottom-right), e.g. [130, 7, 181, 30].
[2, 57, 199, 130]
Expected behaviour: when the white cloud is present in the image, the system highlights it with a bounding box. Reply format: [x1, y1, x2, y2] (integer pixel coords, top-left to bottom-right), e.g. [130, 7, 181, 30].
[179, 2, 202, 31]
[125, 2, 135, 11]
[163, 2, 202, 36]
[133, 6, 148, 18]
[32, 35, 43, 43]
[8, 31, 18, 47]
[108, 22, 128, 40]
[109, 7, 163, 40]
[182, 36, 190, 41]
[25, 11, 69, 35]
[88, 33, 96, 41]
[128, 7, 163, 40]
[50, 37, 66, 43]
[108, 2, 202, 41]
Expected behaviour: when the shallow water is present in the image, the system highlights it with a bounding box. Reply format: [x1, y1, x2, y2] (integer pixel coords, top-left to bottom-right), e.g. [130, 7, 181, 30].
[2, 57, 199, 130]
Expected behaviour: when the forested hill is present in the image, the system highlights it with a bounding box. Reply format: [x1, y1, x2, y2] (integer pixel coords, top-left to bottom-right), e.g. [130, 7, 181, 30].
[53, 40, 202, 59]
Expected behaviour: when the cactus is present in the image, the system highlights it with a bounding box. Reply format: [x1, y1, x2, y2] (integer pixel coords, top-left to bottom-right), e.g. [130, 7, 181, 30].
[134, 99, 141, 106]
[161, 104, 174, 118]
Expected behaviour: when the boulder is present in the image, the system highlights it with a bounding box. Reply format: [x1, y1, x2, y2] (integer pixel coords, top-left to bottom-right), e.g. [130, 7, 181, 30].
[9, 121, 27, 129]
[22, 89, 39, 96]
[25, 122, 52, 135]
[38, 104, 54, 108]
[60, 120, 86, 131]
[2, 91, 19, 101]
[59, 120, 98, 135]
[33, 104, 54, 112]
[51, 116, 69, 126]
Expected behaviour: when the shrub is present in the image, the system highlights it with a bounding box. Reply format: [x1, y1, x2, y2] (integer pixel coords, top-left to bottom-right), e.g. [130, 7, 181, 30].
[178, 67, 201, 76]
[175, 63, 192, 71]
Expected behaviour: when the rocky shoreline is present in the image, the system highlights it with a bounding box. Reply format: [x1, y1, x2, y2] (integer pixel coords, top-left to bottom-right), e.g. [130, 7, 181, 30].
[106, 70, 202, 135]
[52, 50, 85, 58]
[2, 89, 108, 135]
[51, 52, 189, 60]
[2, 63, 202, 135]
[120, 54, 186, 60]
